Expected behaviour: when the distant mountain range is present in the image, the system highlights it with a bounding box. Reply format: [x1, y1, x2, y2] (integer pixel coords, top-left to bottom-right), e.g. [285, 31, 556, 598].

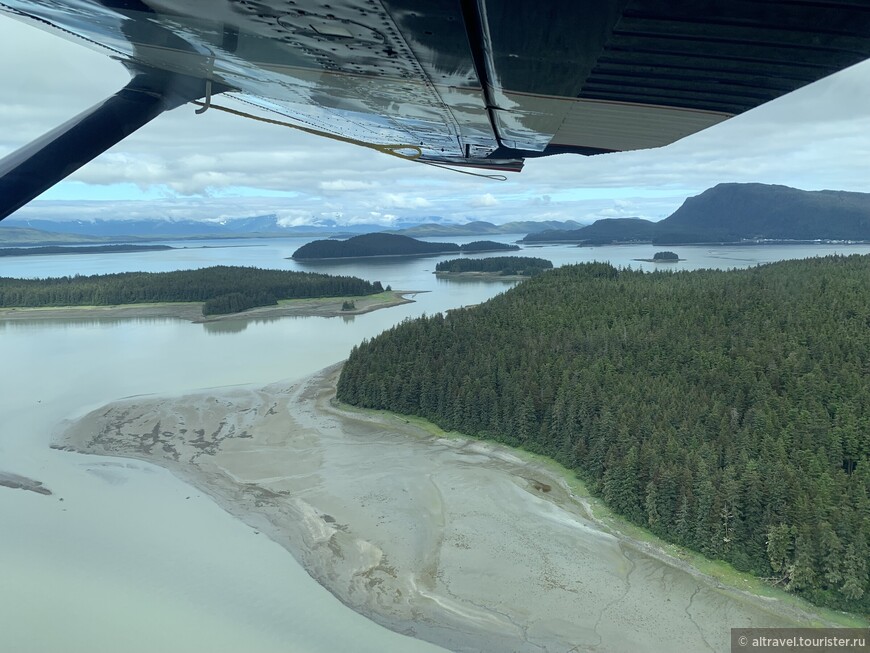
[6, 184, 870, 247]
[523, 217, 657, 244]
[1, 215, 412, 242]
[523, 184, 870, 244]
[0, 226, 121, 246]
[0, 214, 582, 245]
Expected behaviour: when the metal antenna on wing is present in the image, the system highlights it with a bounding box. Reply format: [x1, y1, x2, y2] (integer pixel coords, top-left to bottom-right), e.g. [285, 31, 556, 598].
[190, 98, 506, 180]
[191, 99, 422, 161]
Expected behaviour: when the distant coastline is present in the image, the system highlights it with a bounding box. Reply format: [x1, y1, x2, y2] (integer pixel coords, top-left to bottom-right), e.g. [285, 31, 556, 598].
[0, 244, 174, 257]
[526, 238, 870, 246]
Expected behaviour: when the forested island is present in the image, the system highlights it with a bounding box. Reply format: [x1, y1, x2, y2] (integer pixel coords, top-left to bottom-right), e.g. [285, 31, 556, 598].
[292, 233, 460, 260]
[338, 256, 870, 613]
[633, 251, 683, 263]
[459, 240, 520, 253]
[435, 256, 553, 276]
[0, 266, 383, 316]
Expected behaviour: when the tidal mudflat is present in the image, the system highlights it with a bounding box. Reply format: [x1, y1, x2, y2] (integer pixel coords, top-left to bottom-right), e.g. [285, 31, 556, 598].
[57, 365, 837, 653]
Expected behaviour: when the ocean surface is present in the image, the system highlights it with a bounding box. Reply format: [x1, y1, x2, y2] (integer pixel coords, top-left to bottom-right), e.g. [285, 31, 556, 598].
[2, 237, 868, 652]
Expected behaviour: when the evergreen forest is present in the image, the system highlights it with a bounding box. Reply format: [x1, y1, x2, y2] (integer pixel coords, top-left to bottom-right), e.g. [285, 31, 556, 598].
[459, 241, 520, 253]
[435, 256, 553, 275]
[338, 256, 870, 612]
[0, 266, 383, 316]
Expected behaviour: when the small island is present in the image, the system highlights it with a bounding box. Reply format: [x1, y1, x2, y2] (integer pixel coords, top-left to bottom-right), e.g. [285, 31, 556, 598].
[292, 233, 460, 260]
[459, 240, 520, 253]
[634, 251, 683, 263]
[0, 265, 414, 320]
[435, 256, 553, 278]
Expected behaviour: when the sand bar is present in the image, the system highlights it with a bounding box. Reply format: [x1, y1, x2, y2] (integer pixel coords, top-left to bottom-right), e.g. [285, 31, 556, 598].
[55, 366, 847, 653]
[0, 471, 52, 495]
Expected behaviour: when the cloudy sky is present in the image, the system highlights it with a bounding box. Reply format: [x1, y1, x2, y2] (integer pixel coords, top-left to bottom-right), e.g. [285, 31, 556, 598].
[2, 14, 870, 227]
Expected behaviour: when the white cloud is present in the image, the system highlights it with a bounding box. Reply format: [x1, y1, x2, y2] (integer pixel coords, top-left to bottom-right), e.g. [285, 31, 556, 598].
[318, 180, 378, 191]
[380, 194, 433, 210]
[471, 193, 499, 207]
[275, 211, 316, 227]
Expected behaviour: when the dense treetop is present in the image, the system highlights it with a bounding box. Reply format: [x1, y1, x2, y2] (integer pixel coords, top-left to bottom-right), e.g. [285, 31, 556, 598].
[435, 256, 553, 275]
[292, 233, 460, 259]
[339, 256, 870, 612]
[0, 266, 382, 316]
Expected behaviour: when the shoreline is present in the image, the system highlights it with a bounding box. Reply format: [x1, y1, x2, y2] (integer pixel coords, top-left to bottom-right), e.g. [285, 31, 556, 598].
[0, 290, 420, 323]
[332, 401, 867, 630]
[523, 240, 870, 247]
[53, 366, 865, 653]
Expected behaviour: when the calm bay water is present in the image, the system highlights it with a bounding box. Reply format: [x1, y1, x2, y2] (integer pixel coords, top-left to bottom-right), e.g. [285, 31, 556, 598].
[2, 237, 868, 652]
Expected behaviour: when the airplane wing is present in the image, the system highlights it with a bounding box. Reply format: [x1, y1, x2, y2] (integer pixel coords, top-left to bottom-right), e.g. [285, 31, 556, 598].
[2, 0, 870, 221]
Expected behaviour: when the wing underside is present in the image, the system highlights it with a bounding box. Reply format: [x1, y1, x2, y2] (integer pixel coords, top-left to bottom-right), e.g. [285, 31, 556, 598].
[2, 0, 870, 219]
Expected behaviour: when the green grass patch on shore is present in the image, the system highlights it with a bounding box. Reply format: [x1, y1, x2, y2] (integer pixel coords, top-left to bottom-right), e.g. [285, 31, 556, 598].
[277, 291, 399, 306]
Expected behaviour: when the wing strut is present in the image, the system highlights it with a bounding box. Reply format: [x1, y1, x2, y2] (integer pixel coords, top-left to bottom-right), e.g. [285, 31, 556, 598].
[0, 69, 211, 222]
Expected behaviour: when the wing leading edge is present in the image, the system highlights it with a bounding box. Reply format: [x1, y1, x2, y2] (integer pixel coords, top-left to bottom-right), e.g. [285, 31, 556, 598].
[2, 0, 870, 220]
